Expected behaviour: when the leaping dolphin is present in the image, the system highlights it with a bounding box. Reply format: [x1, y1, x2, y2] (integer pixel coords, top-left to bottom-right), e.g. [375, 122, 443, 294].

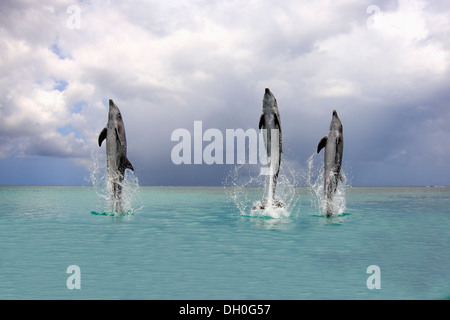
[317, 110, 344, 217]
[98, 99, 134, 213]
[252, 88, 285, 210]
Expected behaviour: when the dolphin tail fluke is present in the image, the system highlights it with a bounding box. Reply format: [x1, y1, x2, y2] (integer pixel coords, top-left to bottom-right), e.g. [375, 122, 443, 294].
[98, 128, 107, 147]
[317, 135, 328, 154]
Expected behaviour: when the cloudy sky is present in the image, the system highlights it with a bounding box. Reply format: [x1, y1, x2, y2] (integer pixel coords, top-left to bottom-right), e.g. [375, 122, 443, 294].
[0, 0, 449, 186]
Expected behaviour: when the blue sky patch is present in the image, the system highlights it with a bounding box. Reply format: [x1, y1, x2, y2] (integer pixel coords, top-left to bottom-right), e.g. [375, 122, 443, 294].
[54, 80, 68, 92]
[50, 44, 65, 59]
[57, 124, 84, 141]
[72, 101, 86, 114]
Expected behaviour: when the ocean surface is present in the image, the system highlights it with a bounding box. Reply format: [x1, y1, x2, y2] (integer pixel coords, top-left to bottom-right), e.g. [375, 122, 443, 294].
[0, 185, 449, 299]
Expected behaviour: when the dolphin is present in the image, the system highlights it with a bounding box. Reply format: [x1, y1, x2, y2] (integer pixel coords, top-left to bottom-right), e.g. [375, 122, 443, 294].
[317, 110, 344, 217]
[252, 88, 285, 210]
[98, 99, 134, 213]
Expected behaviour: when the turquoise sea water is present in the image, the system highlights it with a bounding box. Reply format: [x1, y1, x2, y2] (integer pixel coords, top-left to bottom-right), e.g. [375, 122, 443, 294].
[0, 185, 449, 299]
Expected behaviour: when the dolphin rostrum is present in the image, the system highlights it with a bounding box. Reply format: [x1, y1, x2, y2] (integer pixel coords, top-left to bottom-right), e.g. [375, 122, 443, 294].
[317, 110, 344, 217]
[252, 88, 285, 210]
[98, 99, 134, 213]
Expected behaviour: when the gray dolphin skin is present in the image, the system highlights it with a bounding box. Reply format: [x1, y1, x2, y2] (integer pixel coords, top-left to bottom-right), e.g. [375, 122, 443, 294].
[98, 99, 134, 213]
[252, 87, 285, 210]
[317, 110, 344, 217]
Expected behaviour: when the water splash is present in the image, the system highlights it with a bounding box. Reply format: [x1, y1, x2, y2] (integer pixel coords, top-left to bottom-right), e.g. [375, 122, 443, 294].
[223, 160, 301, 219]
[87, 148, 141, 216]
[306, 153, 349, 216]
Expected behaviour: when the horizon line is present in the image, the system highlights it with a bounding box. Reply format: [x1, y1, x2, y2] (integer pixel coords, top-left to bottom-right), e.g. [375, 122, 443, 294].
[0, 184, 448, 188]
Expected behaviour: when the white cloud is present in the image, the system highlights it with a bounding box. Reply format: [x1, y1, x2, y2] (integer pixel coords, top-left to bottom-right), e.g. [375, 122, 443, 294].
[314, 78, 362, 98]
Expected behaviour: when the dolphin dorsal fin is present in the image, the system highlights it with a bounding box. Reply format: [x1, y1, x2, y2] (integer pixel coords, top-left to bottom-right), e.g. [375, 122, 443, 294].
[274, 112, 282, 153]
[98, 128, 107, 147]
[274, 112, 281, 129]
[121, 157, 134, 172]
[317, 135, 328, 154]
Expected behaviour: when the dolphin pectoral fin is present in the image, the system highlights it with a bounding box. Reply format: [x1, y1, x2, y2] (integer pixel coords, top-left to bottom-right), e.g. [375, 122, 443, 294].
[258, 114, 264, 131]
[317, 135, 328, 153]
[98, 128, 107, 147]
